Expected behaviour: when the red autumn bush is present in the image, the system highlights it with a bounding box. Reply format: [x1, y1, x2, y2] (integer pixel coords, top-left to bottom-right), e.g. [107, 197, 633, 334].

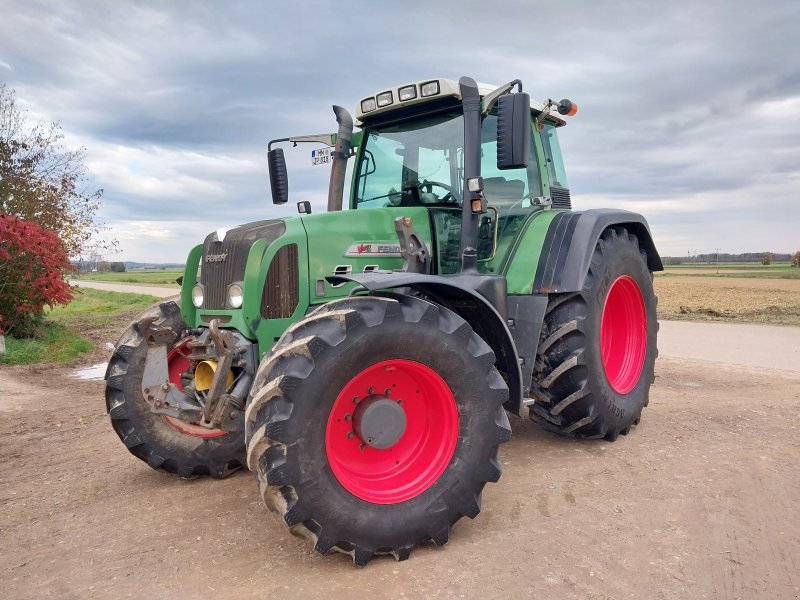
[0, 214, 74, 337]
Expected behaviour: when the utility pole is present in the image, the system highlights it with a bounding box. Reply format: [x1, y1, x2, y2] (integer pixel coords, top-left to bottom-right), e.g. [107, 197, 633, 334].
[715, 247, 720, 274]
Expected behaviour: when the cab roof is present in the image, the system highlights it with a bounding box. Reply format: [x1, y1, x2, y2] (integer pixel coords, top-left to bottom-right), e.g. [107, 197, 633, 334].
[356, 77, 566, 127]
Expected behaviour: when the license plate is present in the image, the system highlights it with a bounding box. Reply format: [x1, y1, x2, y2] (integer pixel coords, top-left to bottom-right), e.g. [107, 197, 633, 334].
[311, 147, 331, 166]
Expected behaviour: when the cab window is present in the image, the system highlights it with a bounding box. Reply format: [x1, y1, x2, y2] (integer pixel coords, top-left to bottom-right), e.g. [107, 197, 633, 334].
[539, 123, 569, 189]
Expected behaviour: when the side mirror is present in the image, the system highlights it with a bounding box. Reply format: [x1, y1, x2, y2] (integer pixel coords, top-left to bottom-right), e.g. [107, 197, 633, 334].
[268, 148, 289, 204]
[496, 92, 531, 170]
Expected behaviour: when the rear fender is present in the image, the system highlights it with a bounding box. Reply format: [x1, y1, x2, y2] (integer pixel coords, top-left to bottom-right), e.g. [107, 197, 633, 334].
[534, 209, 663, 294]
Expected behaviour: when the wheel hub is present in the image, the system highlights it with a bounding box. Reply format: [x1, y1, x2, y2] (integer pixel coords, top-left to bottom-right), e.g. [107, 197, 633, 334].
[353, 395, 407, 449]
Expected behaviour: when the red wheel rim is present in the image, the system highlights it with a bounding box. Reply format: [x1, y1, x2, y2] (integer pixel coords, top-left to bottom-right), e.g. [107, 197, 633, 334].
[600, 275, 647, 394]
[163, 340, 227, 438]
[325, 359, 459, 504]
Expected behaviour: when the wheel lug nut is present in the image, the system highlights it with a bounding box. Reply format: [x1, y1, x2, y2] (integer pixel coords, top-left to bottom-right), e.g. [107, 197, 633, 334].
[344, 413, 351, 421]
[359, 443, 366, 451]
[352, 396, 359, 404]
[346, 431, 354, 439]
[384, 388, 391, 396]
[367, 386, 374, 394]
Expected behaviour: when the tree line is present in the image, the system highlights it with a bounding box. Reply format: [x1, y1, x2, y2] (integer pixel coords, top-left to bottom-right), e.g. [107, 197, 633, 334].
[662, 252, 797, 265]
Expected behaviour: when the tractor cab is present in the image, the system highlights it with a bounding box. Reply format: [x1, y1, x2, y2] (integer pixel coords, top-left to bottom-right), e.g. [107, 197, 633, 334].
[267, 78, 576, 280]
[349, 81, 572, 274]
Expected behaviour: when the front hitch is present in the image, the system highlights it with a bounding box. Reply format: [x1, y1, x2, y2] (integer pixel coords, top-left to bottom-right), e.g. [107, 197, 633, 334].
[138, 317, 253, 432]
[202, 321, 241, 426]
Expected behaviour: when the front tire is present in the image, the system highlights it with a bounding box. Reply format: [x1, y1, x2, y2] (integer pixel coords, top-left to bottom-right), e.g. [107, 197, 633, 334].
[105, 301, 245, 478]
[530, 227, 658, 440]
[245, 294, 510, 565]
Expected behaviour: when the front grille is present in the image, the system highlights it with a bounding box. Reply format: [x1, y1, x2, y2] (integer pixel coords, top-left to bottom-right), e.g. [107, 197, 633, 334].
[261, 244, 299, 319]
[201, 220, 286, 309]
[550, 186, 572, 209]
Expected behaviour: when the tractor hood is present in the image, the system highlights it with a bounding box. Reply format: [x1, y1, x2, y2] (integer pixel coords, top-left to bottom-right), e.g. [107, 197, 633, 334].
[201, 220, 286, 310]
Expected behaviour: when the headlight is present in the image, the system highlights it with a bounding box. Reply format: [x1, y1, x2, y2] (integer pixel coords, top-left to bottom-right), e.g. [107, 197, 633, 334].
[191, 284, 204, 308]
[227, 283, 243, 309]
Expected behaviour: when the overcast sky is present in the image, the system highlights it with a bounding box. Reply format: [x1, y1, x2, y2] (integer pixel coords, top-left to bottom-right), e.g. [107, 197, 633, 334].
[1, 0, 798, 262]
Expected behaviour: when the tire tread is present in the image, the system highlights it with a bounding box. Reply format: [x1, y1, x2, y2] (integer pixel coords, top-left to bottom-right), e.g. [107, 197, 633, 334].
[246, 295, 509, 564]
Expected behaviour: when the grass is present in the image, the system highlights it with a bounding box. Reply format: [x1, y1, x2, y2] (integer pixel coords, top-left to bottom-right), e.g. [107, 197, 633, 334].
[0, 288, 160, 366]
[49, 288, 161, 326]
[0, 323, 95, 365]
[72, 269, 183, 287]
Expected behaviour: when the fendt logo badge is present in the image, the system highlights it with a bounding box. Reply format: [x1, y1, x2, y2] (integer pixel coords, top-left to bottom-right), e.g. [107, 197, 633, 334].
[344, 242, 401, 257]
[205, 253, 228, 263]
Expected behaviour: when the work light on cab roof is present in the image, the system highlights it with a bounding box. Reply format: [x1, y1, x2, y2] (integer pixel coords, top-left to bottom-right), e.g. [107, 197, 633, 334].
[357, 77, 578, 128]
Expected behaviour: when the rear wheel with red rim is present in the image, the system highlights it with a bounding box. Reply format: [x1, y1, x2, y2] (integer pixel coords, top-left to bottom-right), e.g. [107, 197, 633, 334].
[530, 227, 657, 440]
[105, 300, 245, 478]
[600, 275, 647, 395]
[245, 294, 510, 565]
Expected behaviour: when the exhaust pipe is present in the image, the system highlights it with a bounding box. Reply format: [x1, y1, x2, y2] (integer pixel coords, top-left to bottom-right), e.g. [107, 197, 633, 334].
[327, 105, 354, 212]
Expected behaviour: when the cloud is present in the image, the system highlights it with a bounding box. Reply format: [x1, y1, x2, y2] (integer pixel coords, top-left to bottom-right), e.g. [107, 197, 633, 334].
[1, 0, 798, 261]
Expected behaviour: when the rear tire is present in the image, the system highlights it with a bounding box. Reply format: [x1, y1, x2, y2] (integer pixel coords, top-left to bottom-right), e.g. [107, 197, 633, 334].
[245, 294, 510, 565]
[530, 227, 657, 440]
[105, 300, 245, 478]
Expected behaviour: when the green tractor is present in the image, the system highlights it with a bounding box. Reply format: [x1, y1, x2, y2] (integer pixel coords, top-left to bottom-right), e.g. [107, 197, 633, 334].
[106, 76, 661, 565]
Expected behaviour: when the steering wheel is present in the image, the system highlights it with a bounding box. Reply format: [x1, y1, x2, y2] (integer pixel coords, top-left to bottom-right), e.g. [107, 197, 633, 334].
[418, 180, 457, 204]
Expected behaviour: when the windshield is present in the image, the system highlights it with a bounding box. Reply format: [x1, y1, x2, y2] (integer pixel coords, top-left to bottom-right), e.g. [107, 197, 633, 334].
[354, 111, 540, 216]
[355, 112, 464, 209]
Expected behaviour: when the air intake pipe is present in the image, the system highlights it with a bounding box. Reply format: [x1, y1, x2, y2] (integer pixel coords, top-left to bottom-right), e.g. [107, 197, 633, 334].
[327, 105, 354, 212]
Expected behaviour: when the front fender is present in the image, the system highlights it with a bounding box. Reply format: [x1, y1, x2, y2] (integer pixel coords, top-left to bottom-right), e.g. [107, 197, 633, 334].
[327, 272, 527, 415]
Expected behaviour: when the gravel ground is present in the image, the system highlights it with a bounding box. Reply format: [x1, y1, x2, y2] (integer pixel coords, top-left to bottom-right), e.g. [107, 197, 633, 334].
[1, 351, 798, 599]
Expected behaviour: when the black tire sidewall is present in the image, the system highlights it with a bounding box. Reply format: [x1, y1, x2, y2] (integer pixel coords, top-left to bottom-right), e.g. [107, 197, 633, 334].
[259, 299, 503, 549]
[107, 301, 244, 473]
[582, 236, 657, 427]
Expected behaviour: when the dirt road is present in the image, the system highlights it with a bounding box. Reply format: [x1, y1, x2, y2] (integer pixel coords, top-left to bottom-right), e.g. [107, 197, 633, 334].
[68, 279, 179, 298]
[2, 339, 799, 598]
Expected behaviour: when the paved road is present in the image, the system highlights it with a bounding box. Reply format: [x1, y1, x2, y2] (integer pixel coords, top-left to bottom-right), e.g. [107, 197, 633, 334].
[71, 279, 800, 373]
[658, 319, 800, 373]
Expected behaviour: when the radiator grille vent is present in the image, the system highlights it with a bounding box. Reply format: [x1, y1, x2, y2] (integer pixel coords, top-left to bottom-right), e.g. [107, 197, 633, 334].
[201, 221, 285, 309]
[261, 244, 299, 319]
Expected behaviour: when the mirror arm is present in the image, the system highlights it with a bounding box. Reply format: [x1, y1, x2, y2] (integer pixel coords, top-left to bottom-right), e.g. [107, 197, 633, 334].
[535, 99, 556, 126]
[267, 133, 336, 152]
[481, 79, 523, 116]
[267, 137, 289, 151]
